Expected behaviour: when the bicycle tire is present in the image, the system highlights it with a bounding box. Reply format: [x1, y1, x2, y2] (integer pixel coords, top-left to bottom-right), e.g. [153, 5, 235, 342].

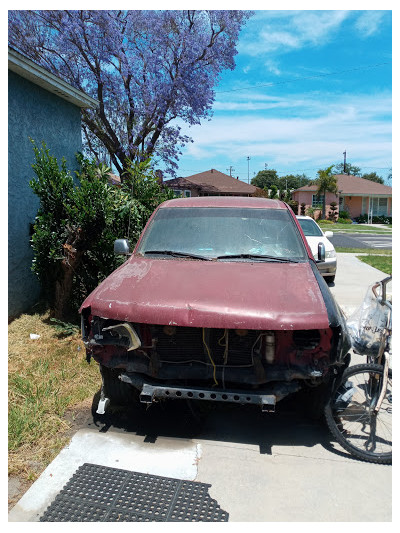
[325, 363, 392, 464]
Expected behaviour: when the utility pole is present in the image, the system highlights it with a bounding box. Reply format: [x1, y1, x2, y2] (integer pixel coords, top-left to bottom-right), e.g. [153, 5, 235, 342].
[247, 156, 251, 184]
[226, 166, 234, 177]
[343, 150, 347, 174]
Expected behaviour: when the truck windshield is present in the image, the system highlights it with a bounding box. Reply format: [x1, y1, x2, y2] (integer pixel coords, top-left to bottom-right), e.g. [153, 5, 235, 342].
[136, 207, 307, 261]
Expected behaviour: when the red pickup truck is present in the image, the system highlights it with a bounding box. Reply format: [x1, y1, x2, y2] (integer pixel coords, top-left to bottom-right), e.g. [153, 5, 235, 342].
[80, 196, 350, 417]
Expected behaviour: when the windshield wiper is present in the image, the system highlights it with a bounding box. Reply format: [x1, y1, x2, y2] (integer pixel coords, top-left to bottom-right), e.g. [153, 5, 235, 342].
[143, 250, 212, 261]
[216, 253, 299, 262]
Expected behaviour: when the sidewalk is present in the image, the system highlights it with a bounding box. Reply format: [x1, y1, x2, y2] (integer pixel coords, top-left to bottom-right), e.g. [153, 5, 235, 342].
[329, 252, 391, 318]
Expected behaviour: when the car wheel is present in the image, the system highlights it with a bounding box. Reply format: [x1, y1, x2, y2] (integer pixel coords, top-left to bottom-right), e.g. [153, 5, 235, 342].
[325, 275, 335, 284]
[100, 365, 139, 406]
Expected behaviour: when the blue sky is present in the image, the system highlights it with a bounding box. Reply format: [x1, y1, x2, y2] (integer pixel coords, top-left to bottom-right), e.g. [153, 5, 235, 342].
[173, 8, 392, 184]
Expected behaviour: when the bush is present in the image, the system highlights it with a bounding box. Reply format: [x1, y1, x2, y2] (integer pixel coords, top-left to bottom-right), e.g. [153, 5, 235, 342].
[336, 217, 352, 224]
[338, 210, 350, 219]
[29, 141, 174, 319]
[287, 200, 299, 215]
[373, 215, 392, 224]
[318, 219, 334, 225]
[355, 214, 368, 224]
[355, 214, 392, 224]
[328, 201, 338, 221]
[305, 206, 317, 219]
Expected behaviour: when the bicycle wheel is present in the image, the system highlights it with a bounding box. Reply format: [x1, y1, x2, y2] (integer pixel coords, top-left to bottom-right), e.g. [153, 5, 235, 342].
[325, 363, 392, 464]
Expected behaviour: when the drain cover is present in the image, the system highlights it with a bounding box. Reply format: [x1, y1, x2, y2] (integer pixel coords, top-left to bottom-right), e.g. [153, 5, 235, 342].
[40, 463, 229, 522]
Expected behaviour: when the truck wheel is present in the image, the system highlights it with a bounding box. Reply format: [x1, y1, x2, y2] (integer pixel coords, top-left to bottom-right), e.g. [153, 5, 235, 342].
[100, 365, 139, 406]
[301, 382, 331, 421]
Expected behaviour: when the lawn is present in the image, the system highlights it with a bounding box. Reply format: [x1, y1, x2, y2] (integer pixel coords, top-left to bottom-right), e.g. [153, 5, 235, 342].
[335, 247, 392, 255]
[318, 223, 392, 234]
[8, 310, 100, 484]
[356, 255, 392, 275]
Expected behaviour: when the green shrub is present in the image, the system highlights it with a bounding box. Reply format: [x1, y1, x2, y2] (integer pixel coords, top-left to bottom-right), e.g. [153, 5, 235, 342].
[336, 217, 353, 224]
[29, 141, 174, 319]
[287, 200, 299, 215]
[372, 215, 392, 224]
[305, 206, 317, 219]
[328, 201, 338, 221]
[338, 210, 350, 219]
[355, 214, 368, 223]
[318, 219, 334, 225]
[355, 214, 392, 224]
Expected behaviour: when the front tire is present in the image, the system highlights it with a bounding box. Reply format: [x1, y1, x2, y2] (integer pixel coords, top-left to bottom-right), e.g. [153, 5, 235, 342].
[100, 365, 139, 406]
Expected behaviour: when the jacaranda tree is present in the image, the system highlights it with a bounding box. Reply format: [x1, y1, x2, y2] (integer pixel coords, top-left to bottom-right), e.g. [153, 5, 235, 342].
[8, 10, 252, 179]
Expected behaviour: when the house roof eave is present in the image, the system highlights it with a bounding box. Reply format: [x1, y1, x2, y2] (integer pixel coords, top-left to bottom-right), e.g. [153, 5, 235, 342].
[8, 47, 98, 109]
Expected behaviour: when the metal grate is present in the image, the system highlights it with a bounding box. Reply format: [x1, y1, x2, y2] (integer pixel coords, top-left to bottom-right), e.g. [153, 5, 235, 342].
[40, 463, 229, 522]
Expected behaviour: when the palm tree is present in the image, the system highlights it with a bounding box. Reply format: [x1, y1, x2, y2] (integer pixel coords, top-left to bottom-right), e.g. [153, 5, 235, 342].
[315, 165, 338, 220]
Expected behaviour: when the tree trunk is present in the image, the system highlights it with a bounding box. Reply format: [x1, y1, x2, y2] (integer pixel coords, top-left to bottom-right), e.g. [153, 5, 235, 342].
[322, 193, 326, 220]
[52, 242, 84, 319]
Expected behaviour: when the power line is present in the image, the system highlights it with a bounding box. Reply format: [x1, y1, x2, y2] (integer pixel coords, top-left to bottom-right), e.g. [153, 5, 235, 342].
[216, 62, 390, 94]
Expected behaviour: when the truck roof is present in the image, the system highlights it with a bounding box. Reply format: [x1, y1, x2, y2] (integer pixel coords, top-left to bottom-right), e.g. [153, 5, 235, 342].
[159, 196, 287, 209]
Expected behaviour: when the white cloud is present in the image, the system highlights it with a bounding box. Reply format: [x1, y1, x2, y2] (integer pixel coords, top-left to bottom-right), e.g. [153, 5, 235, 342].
[239, 11, 350, 55]
[177, 91, 391, 174]
[355, 11, 385, 37]
[264, 59, 282, 76]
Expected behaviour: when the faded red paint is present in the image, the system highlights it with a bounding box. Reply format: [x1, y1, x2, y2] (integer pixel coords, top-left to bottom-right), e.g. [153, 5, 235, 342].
[80, 256, 329, 330]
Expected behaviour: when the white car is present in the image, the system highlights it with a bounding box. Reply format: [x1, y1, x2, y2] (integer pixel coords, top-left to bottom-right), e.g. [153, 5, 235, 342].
[296, 216, 337, 283]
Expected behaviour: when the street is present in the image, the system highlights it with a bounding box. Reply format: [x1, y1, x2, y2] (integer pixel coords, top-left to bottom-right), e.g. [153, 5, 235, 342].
[330, 232, 392, 249]
[9, 253, 392, 522]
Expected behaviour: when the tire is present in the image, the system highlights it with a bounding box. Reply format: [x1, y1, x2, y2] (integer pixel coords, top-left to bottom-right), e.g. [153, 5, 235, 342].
[324, 364, 392, 464]
[100, 365, 139, 406]
[325, 275, 335, 284]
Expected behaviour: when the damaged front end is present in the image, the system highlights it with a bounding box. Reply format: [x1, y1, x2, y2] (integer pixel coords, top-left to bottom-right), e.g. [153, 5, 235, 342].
[81, 307, 347, 414]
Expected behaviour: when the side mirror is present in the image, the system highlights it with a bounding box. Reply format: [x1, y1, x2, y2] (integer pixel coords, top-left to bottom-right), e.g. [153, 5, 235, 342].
[324, 231, 333, 238]
[317, 242, 326, 262]
[114, 239, 131, 256]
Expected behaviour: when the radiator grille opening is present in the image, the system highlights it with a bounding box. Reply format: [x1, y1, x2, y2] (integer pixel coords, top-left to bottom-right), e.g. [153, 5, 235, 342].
[151, 326, 261, 366]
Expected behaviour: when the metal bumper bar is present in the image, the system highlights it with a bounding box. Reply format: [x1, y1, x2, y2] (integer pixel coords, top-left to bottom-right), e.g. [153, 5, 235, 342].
[119, 372, 279, 412]
[140, 383, 276, 412]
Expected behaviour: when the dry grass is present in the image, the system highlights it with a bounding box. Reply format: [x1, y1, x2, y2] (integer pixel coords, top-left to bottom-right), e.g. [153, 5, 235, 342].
[8, 310, 100, 483]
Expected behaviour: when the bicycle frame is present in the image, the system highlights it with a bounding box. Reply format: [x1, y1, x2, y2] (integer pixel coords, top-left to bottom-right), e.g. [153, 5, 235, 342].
[371, 275, 392, 413]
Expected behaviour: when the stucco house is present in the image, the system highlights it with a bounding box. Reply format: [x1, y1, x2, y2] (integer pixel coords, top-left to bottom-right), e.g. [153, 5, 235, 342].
[8, 47, 98, 317]
[291, 174, 392, 220]
[165, 169, 259, 197]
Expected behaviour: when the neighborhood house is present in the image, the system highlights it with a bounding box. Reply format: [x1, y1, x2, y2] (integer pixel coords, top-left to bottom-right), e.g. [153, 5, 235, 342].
[292, 174, 392, 220]
[165, 169, 258, 197]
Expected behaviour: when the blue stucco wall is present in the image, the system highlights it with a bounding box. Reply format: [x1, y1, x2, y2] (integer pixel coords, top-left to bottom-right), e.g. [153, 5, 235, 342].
[8, 70, 83, 317]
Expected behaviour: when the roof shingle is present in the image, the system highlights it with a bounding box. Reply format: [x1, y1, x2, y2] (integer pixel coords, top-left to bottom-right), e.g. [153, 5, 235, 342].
[165, 169, 257, 194]
[293, 174, 391, 195]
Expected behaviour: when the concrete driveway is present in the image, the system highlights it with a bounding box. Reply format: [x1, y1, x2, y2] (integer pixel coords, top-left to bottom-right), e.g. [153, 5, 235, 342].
[9, 253, 392, 522]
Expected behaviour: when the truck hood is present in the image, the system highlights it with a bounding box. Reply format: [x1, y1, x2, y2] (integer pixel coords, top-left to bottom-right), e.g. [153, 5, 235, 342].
[80, 257, 330, 330]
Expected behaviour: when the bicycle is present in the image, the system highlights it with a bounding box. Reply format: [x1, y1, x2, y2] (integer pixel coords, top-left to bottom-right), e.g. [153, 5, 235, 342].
[324, 275, 392, 464]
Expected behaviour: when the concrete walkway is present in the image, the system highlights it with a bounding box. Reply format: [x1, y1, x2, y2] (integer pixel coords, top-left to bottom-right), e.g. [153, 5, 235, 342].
[329, 252, 391, 318]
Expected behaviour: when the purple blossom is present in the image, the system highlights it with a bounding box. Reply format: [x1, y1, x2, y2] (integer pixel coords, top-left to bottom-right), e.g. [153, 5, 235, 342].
[9, 10, 253, 178]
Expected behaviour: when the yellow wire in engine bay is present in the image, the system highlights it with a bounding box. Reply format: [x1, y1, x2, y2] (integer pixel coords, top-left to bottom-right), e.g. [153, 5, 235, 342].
[203, 327, 219, 386]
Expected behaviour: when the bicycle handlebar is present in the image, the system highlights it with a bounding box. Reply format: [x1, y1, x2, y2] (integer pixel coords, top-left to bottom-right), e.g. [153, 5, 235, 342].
[372, 275, 392, 303]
